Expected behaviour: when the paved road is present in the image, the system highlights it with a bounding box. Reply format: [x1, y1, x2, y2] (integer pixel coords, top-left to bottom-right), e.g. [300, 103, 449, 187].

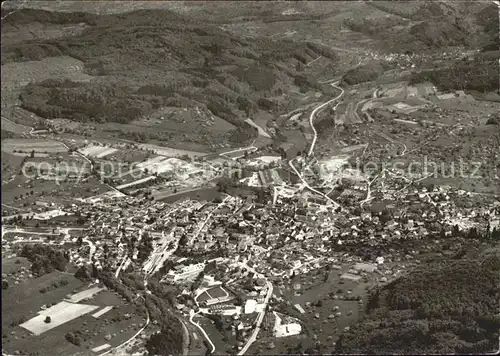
[288, 159, 341, 209]
[237, 279, 273, 355]
[189, 309, 216, 354]
[307, 81, 345, 157]
[98, 296, 150, 356]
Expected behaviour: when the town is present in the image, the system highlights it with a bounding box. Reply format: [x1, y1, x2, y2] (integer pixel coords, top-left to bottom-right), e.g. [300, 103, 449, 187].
[2, 1, 500, 355]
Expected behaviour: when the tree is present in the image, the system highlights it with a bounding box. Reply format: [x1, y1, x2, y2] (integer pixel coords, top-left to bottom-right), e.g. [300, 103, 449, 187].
[20, 244, 69, 276]
[65, 332, 82, 346]
[191, 271, 205, 292]
[179, 235, 188, 246]
[74, 265, 91, 281]
[145, 326, 184, 356]
[44, 316, 51, 323]
[30, 150, 35, 158]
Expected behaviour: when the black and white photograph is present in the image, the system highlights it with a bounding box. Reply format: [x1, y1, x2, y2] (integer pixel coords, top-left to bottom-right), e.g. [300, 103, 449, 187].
[1, 0, 499, 355]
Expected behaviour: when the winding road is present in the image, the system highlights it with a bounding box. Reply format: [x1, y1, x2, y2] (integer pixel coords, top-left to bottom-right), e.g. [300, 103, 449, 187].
[189, 310, 216, 354]
[307, 81, 345, 157]
[284, 80, 345, 209]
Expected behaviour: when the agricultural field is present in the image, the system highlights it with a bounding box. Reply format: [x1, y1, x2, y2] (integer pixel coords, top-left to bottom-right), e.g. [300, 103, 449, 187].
[1, 56, 93, 110]
[2, 270, 84, 332]
[1, 117, 31, 134]
[2, 139, 68, 155]
[20, 301, 100, 335]
[138, 143, 207, 159]
[8, 107, 46, 128]
[154, 186, 222, 203]
[1, 152, 25, 181]
[3, 280, 147, 356]
[79, 145, 119, 158]
[1, 174, 111, 209]
[103, 149, 153, 164]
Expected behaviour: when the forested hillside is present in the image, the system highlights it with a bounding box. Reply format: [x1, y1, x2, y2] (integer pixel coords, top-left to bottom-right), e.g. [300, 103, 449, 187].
[336, 251, 500, 354]
[2, 8, 339, 146]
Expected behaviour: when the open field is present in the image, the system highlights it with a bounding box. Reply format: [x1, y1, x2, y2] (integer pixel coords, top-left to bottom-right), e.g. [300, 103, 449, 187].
[20, 301, 100, 335]
[92, 306, 113, 318]
[2, 151, 25, 180]
[263, 262, 390, 352]
[5, 300, 146, 356]
[197, 316, 232, 355]
[138, 143, 206, 158]
[79, 145, 119, 158]
[5, 107, 45, 127]
[1, 117, 31, 134]
[103, 149, 153, 165]
[66, 286, 105, 303]
[3, 278, 147, 355]
[153, 186, 221, 203]
[1, 56, 93, 109]
[2, 270, 85, 331]
[220, 147, 258, 159]
[2, 139, 68, 154]
[2, 174, 111, 209]
[1, 256, 32, 274]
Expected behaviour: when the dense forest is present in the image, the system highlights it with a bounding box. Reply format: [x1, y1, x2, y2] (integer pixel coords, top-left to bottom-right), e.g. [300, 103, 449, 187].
[341, 60, 393, 85]
[410, 49, 500, 93]
[348, 2, 498, 53]
[336, 251, 500, 354]
[20, 244, 69, 276]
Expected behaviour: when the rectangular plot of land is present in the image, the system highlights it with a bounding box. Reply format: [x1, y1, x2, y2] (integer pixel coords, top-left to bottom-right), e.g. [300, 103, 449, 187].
[2, 139, 67, 154]
[66, 286, 105, 303]
[21, 301, 99, 335]
[79, 145, 118, 158]
[92, 344, 111, 353]
[1, 118, 31, 134]
[95, 147, 118, 158]
[92, 306, 113, 318]
[207, 286, 227, 298]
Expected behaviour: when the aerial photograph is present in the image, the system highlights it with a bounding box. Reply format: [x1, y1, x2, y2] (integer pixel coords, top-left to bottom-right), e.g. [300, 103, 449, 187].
[1, 0, 499, 355]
